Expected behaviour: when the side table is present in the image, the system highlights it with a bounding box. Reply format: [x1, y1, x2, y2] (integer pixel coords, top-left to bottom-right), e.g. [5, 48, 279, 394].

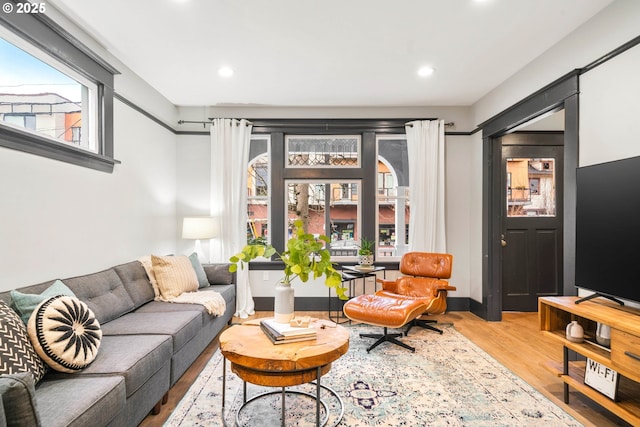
[219, 319, 349, 426]
[328, 265, 386, 324]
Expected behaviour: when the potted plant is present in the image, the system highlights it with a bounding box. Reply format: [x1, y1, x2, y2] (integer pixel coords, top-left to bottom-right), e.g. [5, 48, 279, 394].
[358, 237, 375, 266]
[229, 219, 347, 323]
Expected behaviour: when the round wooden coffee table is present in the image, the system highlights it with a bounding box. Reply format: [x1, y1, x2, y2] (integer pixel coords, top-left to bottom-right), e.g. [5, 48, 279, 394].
[219, 319, 349, 426]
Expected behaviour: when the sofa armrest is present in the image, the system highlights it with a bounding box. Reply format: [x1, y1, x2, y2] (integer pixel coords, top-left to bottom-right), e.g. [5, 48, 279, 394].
[0, 373, 41, 427]
[202, 263, 236, 286]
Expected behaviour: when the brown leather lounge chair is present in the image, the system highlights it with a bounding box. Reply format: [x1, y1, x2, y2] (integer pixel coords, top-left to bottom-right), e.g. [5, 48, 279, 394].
[376, 252, 455, 336]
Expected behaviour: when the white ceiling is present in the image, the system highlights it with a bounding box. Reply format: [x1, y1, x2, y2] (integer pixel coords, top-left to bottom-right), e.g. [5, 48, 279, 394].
[50, 0, 613, 107]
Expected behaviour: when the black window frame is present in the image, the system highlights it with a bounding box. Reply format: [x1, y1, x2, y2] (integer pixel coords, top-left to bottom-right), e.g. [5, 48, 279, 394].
[249, 119, 422, 264]
[0, 2, 119, 172]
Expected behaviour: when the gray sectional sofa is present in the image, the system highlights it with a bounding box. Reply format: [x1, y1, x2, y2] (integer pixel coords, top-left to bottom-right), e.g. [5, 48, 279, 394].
[0, 259, 236, 427]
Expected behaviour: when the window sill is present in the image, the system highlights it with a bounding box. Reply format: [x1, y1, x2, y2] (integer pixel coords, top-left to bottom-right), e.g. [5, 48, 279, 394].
[0, 126, 120, 173]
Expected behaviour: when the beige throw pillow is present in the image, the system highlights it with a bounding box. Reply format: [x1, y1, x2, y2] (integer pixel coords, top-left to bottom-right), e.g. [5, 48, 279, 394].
[151, 255, 199, 300]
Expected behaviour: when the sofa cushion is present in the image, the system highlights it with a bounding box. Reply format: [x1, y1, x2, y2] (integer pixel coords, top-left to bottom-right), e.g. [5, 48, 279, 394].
[10, 280, 76, 325]
[132, 300, 208, 322]
[206, 284, 236, 306]
[189, 253, 210, 288]
[53, 334, 172, 398]
[63, 268, 135, 324]
[0, 300, 48, 384]
[0, 372, 41, 427]
[113, 261, 155, 309]
[36, 375, 125, 427]
[152, 255, 198, 300]
[133, 285, 236, 325]
[28, 296, 102, 373]
[100, 311, 201, 353]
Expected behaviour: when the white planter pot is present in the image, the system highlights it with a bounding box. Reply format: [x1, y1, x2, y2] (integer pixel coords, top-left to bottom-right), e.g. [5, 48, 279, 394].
[274, 281, 295, 324]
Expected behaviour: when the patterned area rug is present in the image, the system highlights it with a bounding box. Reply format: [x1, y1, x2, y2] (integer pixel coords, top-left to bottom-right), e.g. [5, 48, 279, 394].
[166, 324, 582, 426]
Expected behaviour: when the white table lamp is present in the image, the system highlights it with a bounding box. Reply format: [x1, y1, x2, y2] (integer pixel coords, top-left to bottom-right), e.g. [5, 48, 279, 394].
[182, 217, 217, 262]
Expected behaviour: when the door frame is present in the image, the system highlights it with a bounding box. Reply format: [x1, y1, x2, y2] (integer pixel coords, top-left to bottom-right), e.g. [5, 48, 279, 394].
[475, 71, 579, 321]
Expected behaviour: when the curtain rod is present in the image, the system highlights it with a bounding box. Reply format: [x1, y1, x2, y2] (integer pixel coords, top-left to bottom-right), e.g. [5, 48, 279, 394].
[177, 119, 455, 128]
[177, 119, 252, 128]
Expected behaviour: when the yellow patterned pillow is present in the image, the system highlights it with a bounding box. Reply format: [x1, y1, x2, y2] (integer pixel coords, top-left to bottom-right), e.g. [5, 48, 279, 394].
[151, 255, 199, 300]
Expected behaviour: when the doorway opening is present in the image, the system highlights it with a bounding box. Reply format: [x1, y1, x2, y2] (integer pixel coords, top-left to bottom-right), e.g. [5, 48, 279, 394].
[477, 73, 579, 321]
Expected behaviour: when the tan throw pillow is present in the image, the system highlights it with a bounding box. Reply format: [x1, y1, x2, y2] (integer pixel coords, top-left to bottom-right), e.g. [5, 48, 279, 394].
[28, 295, 102, 373]
[138, 255, 161, 298]
[151, 255, 198, 300]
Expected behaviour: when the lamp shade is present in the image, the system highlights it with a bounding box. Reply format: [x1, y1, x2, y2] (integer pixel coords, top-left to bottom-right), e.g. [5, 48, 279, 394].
[182, 217, 217, 239]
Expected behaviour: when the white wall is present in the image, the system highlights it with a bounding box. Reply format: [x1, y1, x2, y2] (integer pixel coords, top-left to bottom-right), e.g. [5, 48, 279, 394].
[175, 133, 212, 259]
[580, 43, 640, 166]
[444, 135, 474, 300]
[0, 100, 177, 290]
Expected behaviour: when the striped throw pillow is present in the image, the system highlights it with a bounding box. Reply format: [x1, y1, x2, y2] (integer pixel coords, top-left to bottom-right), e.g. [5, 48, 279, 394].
[151, 255, 199, 300]
[0, 300, 48, 383]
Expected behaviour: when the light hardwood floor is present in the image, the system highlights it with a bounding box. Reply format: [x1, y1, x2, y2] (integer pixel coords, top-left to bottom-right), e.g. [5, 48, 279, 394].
[140, 311, 630, 427]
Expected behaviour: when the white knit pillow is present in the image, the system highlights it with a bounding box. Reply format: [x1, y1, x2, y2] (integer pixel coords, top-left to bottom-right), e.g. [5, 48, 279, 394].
[151, 255, 199, 300]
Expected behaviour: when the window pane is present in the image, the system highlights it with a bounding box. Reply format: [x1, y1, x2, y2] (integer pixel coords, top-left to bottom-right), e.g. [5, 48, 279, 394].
[247, 136, 270, 244]
[286, 135, 360, 167]
[0, 35, 96, 151]
[506, 158, 556, 217]
[286, 180, 360, 257]
[377, 137, 410, 258]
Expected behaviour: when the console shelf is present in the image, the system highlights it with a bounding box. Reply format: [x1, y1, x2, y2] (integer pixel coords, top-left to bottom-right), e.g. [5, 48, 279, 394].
[539, 296, 640, 425]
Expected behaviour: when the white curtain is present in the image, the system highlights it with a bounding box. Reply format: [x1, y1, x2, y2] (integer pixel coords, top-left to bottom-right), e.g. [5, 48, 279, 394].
[209, 118, 255, 318]
[405, 120, 447, 253]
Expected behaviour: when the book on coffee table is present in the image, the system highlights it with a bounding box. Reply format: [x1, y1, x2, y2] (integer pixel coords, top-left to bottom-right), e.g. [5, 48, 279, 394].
[260, 323, 316, 345]
[261, 318, 316, 336]
[260, 319, 316, 344]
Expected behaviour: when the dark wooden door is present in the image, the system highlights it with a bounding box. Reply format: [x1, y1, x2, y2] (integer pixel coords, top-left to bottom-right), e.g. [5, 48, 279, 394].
[501, 141, 563, 311]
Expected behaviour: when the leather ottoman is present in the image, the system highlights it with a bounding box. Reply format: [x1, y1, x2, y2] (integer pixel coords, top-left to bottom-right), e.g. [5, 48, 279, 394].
[343, 293, 426, 352]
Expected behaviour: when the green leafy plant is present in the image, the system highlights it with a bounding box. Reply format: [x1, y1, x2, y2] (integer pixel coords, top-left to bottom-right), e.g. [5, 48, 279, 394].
[229, 219, 347, 299]
[358, 237, 375, 256]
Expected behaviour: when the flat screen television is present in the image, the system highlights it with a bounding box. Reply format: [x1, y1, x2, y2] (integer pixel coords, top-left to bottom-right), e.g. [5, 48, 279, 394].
[575, 155, 640, 305]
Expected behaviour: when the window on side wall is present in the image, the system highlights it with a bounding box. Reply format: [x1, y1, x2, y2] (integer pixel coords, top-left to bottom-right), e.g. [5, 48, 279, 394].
[0, 13, 117, 172]
[0, 35, 98, 152]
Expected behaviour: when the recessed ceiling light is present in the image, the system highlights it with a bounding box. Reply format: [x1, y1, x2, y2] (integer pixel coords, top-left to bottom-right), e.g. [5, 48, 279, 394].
[417, 66, 435, 77]
[218, 66, 234, 77]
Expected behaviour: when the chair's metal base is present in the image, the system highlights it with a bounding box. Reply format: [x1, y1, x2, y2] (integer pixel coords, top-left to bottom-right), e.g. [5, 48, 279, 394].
[405, 318, 443, 336]
[360, 327, 415, 353]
